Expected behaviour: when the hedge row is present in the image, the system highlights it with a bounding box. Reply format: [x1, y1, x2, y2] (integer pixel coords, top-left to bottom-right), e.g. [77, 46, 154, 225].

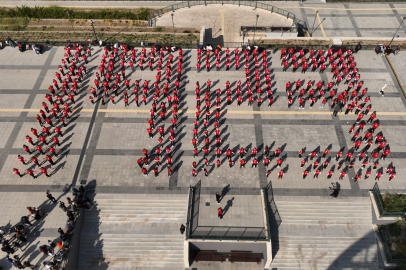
[0, 6, 150, 20]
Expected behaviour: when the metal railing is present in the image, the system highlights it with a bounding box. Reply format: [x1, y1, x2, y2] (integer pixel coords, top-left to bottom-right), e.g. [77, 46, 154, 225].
[371, 183, 406, 217]
[262, 187, 271, 241]
[189, 226, 267, 241]
[379, 229, 406, 263]
[185, 180, 267, 241]
[185, 185, 193, 240]
[148, 1, 308, 30]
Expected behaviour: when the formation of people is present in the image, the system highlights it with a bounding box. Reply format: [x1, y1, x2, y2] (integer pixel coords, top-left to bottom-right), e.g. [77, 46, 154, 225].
[2, 187, 92, 269]
[13, 43, 89, 179]
[89, 45, 184, 107]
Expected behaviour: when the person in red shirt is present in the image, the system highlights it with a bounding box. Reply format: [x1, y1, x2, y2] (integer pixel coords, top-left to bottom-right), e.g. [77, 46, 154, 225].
[13, 168, 23, 177]
[275, 148, 281, 157]
[26, 169, 37, 179]
[276, 158, 283, 168]
[313, 169, 321, 178]
[251, 158, 258, 168]
[322, 148, 330, 158]
[375, 171, 383, 180]
[303, 169, 309, 179]
[141, 167, 148, 176]
[40, 167, 50, 177]
[26, 135, 34, 146]
[309, 150, 318, 160]
[278, 170, 285, 179]
[339, 171, 347, 180]
[345, 152, 353, 162]
[218, 207, 224, 219]
[381, 148, 391, 160]
[389, 172, 396, 181]
[352, 173, 361, 182]
[336, 151, 343, 161]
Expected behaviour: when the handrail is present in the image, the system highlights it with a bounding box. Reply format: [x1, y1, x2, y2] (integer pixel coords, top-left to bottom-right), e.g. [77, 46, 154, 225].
[148, 1, 307, 30]
[189, 226, 267, 241]
[185, 185, 193, 240]
[379, 229, 406, 263]
[262, 188, 271, 241]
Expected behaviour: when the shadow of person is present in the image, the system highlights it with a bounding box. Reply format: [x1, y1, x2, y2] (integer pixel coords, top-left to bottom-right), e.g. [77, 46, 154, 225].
[223, 197, 234, 216]
[221, 184, 230, 201]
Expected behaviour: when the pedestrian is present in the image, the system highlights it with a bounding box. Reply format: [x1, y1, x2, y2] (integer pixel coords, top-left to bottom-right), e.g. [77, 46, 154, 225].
[59, 201, 68, 212]
[46, 190, 57, 203]
[216, 192, 221, 204]
[45, 155, 54, 165]
[40, 167, 50, 177]
[153, 166, 159, 177]
[303, 169, 309, 179]
[339, 171, 347, 180]
[13, 168, 23, 177]
[218, 207, 224, 219]
[21, 216, 32, 226]
[180, 224, 186, 235]
[23, 260, 36, 269]
[380, 84, 386, 96]
[389, 172, 396, 181]
[142, 167, 148, 176]
[26, 169, 37, 179]
[277, 170, 284, 179]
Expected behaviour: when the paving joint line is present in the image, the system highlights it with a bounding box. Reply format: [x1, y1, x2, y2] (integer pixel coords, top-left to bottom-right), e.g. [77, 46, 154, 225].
[344, 4, 362, 38]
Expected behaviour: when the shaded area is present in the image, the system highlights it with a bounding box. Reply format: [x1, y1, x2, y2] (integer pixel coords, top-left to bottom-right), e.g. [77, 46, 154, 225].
[264, 181, 282, 259]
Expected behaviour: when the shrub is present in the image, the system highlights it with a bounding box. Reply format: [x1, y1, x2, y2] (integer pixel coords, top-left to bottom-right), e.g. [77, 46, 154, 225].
[0, 6, 151, 21]
[382, 193, 406, 213]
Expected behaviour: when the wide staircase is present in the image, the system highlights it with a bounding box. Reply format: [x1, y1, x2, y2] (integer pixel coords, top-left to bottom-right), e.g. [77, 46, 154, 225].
[78, 194, 188, 270]
[270, 196, 378, 270]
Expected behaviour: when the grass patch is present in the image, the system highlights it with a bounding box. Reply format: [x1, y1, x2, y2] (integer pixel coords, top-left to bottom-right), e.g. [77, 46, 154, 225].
[382, 193, 406, 213]
[381, 220, 406, 260]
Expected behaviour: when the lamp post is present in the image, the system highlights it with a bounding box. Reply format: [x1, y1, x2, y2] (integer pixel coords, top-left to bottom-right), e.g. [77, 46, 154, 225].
[311, 18, 325, 36]
[90, 20, 98, 43]
[253, 14, 259, 44]
[171, 13, 175, 44]
[311, 11, 318, 34]
[66, 11, 77, 39]
[388, 16, 406, 48]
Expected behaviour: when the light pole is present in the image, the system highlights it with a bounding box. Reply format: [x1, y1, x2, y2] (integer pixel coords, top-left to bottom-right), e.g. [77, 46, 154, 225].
[90, 20, 98, 43]
[311, 18, 326, 36]
[388, 16, 406, 48]
[311, 11, 318, 34]
[171, 13, 175, 44]
[253, 14, 259, 44]
[66, 11, 77, 39]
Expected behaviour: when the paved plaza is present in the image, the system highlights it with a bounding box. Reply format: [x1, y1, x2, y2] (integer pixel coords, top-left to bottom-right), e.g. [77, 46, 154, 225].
[0, 33, 406, 268]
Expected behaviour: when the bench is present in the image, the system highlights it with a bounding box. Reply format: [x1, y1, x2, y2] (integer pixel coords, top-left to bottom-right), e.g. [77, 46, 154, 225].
[229, 252, 263, 263]
[194, 251, 227, 262]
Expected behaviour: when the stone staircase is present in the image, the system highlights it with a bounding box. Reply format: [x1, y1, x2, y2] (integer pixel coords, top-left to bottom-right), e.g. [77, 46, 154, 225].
[78, 194, 188, 270]
[270, 196, 378, 270]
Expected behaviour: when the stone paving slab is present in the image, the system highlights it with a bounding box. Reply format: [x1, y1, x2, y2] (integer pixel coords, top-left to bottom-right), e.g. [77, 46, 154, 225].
[198, 194, 263, 227]
[0, 69, 41, 90]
